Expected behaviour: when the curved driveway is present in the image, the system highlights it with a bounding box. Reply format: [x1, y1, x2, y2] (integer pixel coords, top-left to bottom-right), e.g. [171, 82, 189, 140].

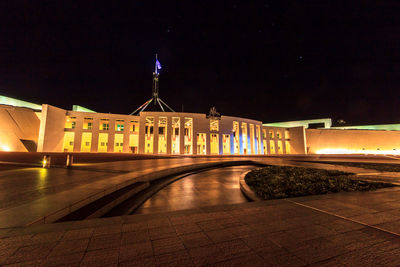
[135, 165, 257, 214]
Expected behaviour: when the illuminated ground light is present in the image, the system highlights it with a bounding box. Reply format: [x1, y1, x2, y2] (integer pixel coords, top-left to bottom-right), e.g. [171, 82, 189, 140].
[316, 148, 400, 155]
[1, 145, 11, 151]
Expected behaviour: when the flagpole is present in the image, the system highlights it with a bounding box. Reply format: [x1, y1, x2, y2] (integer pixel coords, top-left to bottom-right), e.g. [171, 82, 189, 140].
[155, 54, 158, 74]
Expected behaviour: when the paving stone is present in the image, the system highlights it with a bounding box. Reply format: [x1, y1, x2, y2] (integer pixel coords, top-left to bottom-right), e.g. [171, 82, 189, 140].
[0, 235, 33, 248]
[0, 246, 19, 264]
[215, 217, 243, 228]
[331, 207, 378, 218]
[375, 219, 400, 235]
[147, 217, 171, 228]
[241, 233, 281, 251]
[3, 259, 44, 267]
[285, 225, 336, 241]
[288, 238, 349, 264]
[120, 230, 150, 245]
[62, 228, 94, 240]
[149, 226, 176, 240]
[80, 248, 119, 266]
[205, 229, 237, 243]
[351, 212, 400, 225]
[321, 218, 365, 233]
[216, 239, 252, 259]
[267, 230, 302, 249]
[87, 233, 121, 251]
[257, 247, 306, 266]
[93, 225, 121, 236]
[121, 221, 148, 232]
[28, 231, 64, 244]
[196, 220, 224, 231]
[47, 238, 89, 257]
[43, 252, 84, 267]
[152, 236, 185, 255]
[189, 244, 228, 266]
[119, 256, 157, 267]
[227, 225, 254, 238]
[174, 223, 202, 235]
[119, 241, 153, 262]
[4, 242, 57, 264]
[154, 249, 193, 266]
[211, 252, 265, 267]
[180, 232, 213, 248]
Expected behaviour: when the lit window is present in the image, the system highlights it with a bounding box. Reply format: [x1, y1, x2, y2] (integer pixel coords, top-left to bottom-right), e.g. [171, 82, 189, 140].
[277, 131, 281, 139]
[210, 119, 219, 131]
[130, 121, 139, 132]
[65, 116, 77, 129]
[100, 119, 110, 130]
[285, 130, 290, 139]
[83, 118, 93, 130]
[115, 120, 125, 131]
[269, 130, 274, 138]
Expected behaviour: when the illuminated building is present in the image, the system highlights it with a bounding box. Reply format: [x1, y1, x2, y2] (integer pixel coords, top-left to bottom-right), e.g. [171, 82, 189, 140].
[2, 94, 400, 155]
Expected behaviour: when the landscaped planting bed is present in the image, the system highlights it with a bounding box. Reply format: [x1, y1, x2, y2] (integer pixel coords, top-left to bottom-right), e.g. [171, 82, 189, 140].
[245, 166, 394, 200]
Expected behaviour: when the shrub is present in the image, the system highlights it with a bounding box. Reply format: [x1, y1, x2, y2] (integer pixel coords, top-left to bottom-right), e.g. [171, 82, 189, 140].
[244, 166, 394, 200]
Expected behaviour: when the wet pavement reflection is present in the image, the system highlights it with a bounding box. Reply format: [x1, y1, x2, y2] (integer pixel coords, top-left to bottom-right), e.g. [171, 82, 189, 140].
[135, 165, 258, 214]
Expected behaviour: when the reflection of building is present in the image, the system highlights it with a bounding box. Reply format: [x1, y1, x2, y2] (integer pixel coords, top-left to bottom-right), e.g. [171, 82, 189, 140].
[2, 95, 400, 155]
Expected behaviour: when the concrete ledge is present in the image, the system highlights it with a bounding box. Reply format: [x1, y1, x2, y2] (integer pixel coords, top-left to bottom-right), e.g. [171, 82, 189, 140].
[86, 181, 150, 219]
[239, 170, 262, 201]
[13, 160, 260, 228]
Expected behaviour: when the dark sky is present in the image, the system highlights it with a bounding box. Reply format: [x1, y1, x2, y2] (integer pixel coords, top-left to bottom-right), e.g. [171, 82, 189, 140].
[1, 1, 400, 125]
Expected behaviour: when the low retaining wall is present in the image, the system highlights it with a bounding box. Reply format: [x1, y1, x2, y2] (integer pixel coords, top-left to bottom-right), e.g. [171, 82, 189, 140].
[239, 170, 262, 201]
[29, 160, 261, 226]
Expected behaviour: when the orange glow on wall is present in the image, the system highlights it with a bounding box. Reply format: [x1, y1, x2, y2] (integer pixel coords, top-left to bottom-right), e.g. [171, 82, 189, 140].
[316, 148, 400, 155]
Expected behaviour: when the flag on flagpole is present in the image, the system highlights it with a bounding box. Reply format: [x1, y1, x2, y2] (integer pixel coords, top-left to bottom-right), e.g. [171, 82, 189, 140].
[156, 59, 162, 70]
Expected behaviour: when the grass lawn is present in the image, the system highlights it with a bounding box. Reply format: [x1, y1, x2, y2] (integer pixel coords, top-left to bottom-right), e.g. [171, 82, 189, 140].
[308, 161, 400, 173]
[245, 166, 394, 200]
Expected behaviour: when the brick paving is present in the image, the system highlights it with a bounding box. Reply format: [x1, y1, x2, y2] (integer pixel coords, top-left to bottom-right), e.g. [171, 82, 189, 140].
[1, 187, 400, 266]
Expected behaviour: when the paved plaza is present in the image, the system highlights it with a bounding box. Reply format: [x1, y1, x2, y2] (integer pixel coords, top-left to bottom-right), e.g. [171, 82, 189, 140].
[2, 187, 400, 266]
[2, 155, 400, 266]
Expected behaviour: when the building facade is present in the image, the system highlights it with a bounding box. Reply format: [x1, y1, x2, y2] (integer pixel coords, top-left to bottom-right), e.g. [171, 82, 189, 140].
[2, 95, 400, 155]
[36, 104, 304, 155]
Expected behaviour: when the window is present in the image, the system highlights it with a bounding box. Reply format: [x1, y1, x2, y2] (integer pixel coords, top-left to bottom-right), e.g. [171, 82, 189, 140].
[277, 131, 281, 139]
[184, 118, 193, 154]
[263, 129, 267, 139]
[98, 133, 108, 152]
[269, 130, 274, 138]
[100, 119, 110, 130]
[65, 116, 77, 129]
[114, 134, 124, 152]
[83, 118, 93, 130]
[115, 120, 124, 131]
[130, 121, 139, 132]
[285, 130, 290, 139]
[171, 117, 180, 154]
[210, 119, 219, 131]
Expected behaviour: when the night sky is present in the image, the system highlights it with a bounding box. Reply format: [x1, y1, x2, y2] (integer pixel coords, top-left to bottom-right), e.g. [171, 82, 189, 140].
[1, 1, 400, 125]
